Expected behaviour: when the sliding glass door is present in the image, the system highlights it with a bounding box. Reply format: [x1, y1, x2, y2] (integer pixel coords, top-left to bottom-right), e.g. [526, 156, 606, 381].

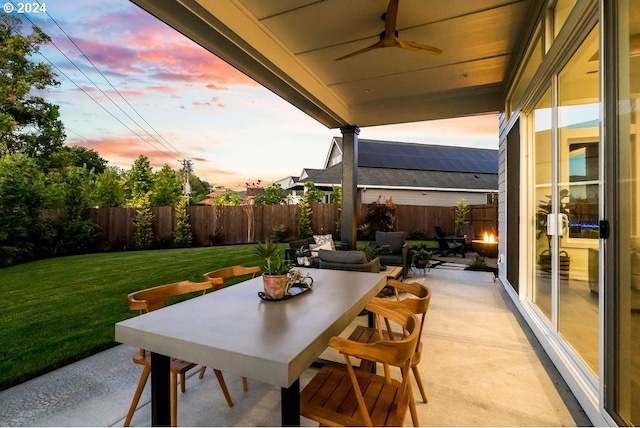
[529, 25, 600, 376]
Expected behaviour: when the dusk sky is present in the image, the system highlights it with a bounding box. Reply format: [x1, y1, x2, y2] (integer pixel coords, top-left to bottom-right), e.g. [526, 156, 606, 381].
[19, 0, 498, 189]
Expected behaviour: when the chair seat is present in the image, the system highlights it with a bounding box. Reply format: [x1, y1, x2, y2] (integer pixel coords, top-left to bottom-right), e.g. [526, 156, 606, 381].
[133, 350, 197, 374]
[300, 361, 409, 427]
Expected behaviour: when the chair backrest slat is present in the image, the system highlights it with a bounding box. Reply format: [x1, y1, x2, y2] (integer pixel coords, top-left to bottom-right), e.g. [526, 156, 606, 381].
[203, 265, 261, 289]
[128, 280, 213, 313]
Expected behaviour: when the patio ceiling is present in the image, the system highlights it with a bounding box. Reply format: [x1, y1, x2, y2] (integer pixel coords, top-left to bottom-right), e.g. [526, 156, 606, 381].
[130, 0, 542, 128]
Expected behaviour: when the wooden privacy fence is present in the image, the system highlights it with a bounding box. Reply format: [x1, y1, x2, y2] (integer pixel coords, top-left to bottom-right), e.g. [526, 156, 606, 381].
[44, 203, 497, 250]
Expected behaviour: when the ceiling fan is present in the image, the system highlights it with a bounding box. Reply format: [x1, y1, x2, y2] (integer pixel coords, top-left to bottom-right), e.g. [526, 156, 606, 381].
[335, 0, 442, 61]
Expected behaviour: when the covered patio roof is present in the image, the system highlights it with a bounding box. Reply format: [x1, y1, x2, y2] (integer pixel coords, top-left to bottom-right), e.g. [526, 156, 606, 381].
[129, 0, 542, 129]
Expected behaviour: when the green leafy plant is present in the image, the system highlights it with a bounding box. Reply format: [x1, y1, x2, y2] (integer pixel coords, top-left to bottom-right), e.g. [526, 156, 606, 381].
[295, 246, 311, 258]
[271, 224, 287, 242]
[254, 239, 290, 274]
[173, 198, 193, 248]
[411, 247, 432, 270]
[132, 192, 154, 249]
[361, 241, 391, 262]
[264, 256, 292, 275]
[465, 256, 488, 271]
[454, 198, 470, 236]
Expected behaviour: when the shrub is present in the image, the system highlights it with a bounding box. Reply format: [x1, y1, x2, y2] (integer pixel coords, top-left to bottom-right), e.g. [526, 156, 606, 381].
[410, 229, 427, 240]
[364, 195, 396, 233]
[173, 198, 193, 248]
[465, 256, 488, 271]
[133, 193, 154, 249]
[271, 224, 287, 242]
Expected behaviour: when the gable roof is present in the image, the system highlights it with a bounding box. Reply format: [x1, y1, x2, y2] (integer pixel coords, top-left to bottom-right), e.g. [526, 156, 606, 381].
[328, 137, 498, 174]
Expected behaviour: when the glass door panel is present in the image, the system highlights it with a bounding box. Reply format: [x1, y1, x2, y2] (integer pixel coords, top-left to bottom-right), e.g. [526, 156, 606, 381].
[615, 0, 640, 423]
[557, 26, 600, 374]
[533, 89, 553, 321]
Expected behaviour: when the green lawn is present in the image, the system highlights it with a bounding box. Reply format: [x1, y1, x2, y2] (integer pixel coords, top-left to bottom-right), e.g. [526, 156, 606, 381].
[0, 244, 269, 391]
[0, 240, 438, 391]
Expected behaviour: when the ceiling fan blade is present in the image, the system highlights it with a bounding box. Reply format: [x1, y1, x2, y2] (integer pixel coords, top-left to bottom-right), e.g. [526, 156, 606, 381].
[335, 39, 385, 61]
[383, 0, 399, 39]
[397, 38, 443, 55]
[334, 0, 442, 60]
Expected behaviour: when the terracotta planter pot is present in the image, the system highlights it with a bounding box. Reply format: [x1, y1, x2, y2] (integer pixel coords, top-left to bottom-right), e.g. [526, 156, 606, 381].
[262, 274, 289, 299]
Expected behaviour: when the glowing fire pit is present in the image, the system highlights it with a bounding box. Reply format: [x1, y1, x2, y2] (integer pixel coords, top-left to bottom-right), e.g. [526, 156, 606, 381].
[472, 233, 498, 258]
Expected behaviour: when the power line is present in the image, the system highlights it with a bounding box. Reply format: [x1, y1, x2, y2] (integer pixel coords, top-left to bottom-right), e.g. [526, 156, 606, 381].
[19, 8, 184, 159]
[2, 5, 194, 168]
[35, 0, 186, 157]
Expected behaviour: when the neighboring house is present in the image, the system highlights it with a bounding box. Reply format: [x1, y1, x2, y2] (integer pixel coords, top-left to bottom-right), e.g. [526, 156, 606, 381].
[290, 137, 498, 206]
[270, 175, 302, 204]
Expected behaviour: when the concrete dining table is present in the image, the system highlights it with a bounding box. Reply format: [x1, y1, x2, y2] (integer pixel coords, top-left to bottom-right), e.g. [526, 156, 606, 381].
[115, 268, 386, 426]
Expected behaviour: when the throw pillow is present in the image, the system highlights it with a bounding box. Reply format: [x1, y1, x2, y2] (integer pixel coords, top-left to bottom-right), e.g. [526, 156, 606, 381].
[309, 241, 333, 258]
[313, 234, 335, 250]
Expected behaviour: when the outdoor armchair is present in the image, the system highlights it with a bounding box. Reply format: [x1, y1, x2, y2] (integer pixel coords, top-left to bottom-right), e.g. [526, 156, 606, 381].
[375, 231, 409, 273]
[300, 301, 421, 426]
[349, 279, 432, 403]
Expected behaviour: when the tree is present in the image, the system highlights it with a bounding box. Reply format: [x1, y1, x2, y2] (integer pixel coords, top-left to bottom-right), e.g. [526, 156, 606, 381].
[255, 183, 287, 205]
[365, 195, 396, 233]
[49, 146, 107, 174]
[126, 155, 154, 201]
[173, 197, 193, 247]
[213, 190, 242, 206]
[0, 153, 46, 266]
[132, 192, 154, 249]
[0, 14, 65, 163]
[331, 185, 342, 236]
[151, 165, 181, 207]
[94, 167, 125, 207]
[52, 166, 98, 255]
[454, 198, 470, 236]
[187, 174, 211, 206]
[302, 181, 325, 204]
[297, 197, 313, 238]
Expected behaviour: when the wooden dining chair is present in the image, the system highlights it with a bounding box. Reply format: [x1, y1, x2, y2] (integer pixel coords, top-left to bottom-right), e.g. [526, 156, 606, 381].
[198, 265, 260, 390]
[202, 265, 261, 289]
[124, 280, 236, 427]
[348, 279, 432, 403]
[300, 302, 421, 427]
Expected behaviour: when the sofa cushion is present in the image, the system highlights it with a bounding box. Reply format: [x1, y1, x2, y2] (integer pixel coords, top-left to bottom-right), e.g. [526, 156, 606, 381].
[376, 231, 405, 253]
[379, 253, 403, 266]
[318, 249, 367, 264]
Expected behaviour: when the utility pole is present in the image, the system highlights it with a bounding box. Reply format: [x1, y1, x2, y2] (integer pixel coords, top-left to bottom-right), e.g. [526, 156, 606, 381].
[178, 159, 193, 200]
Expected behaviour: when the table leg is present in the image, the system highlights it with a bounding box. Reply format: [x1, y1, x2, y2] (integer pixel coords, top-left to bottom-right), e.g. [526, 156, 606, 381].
[281, 378, 300, 426]
[150, 352, 171, 427]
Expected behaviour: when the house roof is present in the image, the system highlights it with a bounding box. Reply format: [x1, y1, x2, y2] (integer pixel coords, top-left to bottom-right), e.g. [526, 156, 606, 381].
[329, 138, 498, 173]
[297, 164, 497, 192]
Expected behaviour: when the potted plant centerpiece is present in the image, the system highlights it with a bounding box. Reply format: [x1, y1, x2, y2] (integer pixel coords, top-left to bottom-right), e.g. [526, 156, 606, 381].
[295, 246, 311, 266]
[255, 240, 292, 299]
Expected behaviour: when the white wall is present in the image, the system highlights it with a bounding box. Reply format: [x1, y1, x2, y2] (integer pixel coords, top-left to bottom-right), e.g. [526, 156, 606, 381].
[359, 188, 489, 206]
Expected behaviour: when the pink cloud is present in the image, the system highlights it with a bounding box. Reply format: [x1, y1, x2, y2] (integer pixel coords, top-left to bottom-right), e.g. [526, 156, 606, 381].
[39, 5, 257, 93]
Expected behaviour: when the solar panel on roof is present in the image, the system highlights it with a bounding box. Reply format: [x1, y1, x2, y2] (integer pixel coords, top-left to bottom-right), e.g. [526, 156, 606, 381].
[356, 140, 497, 174]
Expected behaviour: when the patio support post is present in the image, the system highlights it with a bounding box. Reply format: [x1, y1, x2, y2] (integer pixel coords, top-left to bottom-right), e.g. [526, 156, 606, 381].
[340, 126, 359, 250]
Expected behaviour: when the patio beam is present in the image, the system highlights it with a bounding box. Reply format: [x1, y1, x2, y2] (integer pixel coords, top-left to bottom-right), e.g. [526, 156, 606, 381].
[340, 126, 359, 250]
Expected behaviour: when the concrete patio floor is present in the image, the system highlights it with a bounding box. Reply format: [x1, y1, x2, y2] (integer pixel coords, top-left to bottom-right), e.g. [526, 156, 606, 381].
[0, 267, 592, 427]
